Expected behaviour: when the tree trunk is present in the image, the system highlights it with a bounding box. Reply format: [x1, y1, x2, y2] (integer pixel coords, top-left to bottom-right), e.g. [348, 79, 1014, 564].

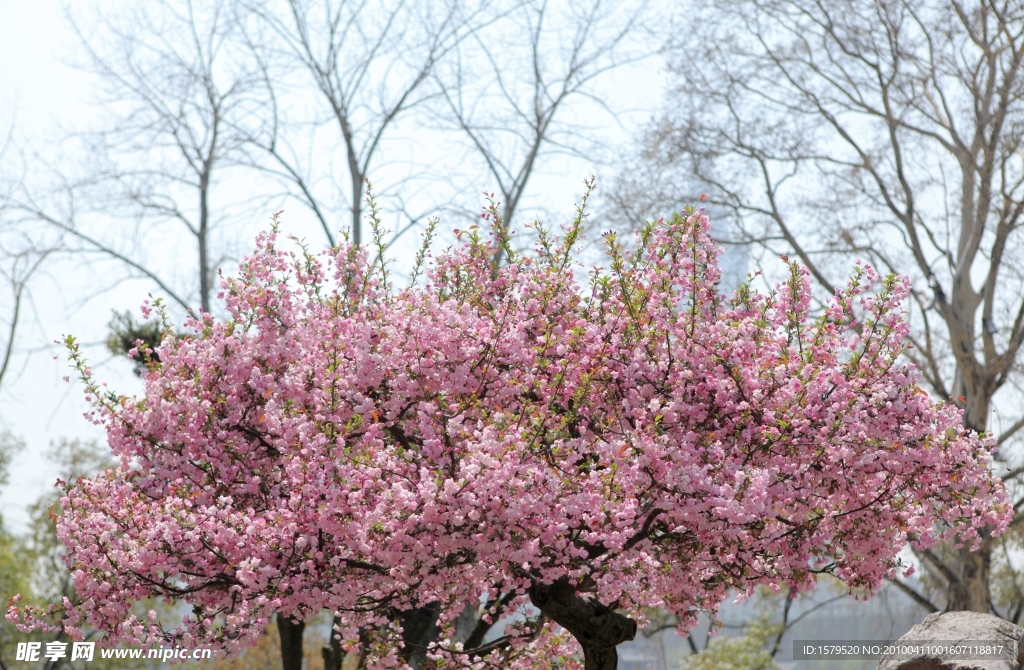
[322, 607, 439, 670]
[948, 536, 993, 614]
[528, 580, 637, 670]
[198, 162, 212, 315]
[277, 614, 306, 670]
[945, 371, 994, 614]
[350, 174, 362, 247]
[322, 615, 342, 670]
[398, 604, 441, 670]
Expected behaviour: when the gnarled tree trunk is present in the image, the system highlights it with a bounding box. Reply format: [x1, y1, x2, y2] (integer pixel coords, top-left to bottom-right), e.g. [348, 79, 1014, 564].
[528, 580, 637, 670]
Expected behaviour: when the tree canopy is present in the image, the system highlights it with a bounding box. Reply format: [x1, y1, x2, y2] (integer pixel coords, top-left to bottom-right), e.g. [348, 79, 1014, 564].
[9, 192, 1011, 670]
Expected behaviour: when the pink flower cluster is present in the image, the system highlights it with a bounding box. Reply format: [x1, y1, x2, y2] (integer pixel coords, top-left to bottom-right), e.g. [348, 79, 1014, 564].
[9, 209, 1010, 668]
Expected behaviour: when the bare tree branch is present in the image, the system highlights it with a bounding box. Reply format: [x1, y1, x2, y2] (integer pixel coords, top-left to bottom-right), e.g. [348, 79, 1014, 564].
[434, 0, 654, 266]
[615, 0, 1024, 614]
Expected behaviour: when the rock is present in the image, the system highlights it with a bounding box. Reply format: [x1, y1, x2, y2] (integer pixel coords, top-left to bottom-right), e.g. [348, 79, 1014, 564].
[877, 611, 1024, 670]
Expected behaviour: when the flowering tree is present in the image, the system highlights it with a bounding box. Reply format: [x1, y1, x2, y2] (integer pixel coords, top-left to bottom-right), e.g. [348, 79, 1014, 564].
[9, 189, 1012, 670]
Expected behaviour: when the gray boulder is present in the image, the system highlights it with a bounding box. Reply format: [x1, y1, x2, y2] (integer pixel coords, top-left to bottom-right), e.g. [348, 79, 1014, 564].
[877, 611, 1024, 670]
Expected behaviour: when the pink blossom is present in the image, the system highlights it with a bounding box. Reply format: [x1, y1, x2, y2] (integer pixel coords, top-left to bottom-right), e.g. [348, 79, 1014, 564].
[8, 209, 1009, 669]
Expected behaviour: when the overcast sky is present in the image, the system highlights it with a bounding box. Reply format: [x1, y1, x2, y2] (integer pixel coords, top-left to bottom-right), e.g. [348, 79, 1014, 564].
[0, 0, 667, 534]
[1, 0, 108, 532]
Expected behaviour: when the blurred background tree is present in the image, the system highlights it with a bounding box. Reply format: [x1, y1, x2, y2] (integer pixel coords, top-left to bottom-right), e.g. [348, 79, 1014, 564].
[611, 0, 1024, 619]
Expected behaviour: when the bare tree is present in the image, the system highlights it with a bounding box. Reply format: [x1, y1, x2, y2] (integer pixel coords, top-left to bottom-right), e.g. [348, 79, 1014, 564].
[0, 134, 53, 393]
[0, 239, 51, 390]
[623, 0, 1024, 614]
[435, 0, 652, 262]
[12, 0, 265, 317]
[241, 0, 479, 247]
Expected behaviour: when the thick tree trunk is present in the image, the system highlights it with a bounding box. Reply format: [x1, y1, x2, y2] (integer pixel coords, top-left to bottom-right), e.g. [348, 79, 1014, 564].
[398, 604, 441, 670]
[528, 580, 637, 670]
[277, 615, 306, 670]
[948, 539, 993, 614]
[945, 370, 993, 614]
[322, 615, 342, 670]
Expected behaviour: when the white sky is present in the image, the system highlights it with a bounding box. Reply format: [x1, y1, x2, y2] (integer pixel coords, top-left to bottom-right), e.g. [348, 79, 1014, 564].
[0, 0, 666, 534]
[0, 0, 112, 533]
